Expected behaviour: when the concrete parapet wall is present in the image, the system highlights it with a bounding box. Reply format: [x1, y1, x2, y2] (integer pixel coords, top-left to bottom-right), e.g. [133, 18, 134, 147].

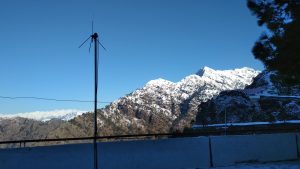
[99, 137, 210, 169]
[0, 137, 210, 169]
[210, 133, 298, 167]
[0, 143, 93, 169]
[0, 133, 299, 169]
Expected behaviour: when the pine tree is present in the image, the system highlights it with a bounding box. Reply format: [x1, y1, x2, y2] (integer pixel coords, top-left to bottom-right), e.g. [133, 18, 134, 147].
[247, 0, 300, 84]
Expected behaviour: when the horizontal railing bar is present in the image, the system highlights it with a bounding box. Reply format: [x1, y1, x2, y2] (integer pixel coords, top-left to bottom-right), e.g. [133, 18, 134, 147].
[0, 133, 175, 145]
[1, 125, 300, 145]
[0, 136, 94, 144]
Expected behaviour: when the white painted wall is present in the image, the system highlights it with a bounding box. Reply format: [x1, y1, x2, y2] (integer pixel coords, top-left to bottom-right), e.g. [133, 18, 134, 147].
[0, 137, 211, 169]
[210, 133, 298, 167]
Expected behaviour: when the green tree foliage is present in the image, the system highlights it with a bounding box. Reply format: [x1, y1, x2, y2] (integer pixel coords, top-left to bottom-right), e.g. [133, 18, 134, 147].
[247, 0, 300, 84]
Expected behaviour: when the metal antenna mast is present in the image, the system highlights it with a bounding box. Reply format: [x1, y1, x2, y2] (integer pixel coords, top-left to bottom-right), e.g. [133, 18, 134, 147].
[79, 23, 106, 169]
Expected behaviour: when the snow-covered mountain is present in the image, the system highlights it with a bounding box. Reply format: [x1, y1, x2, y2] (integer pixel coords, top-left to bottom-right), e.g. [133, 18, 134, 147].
[0, 66, 260, 143]
[196, 70, 300, 125]
[96, 66, 259, 133]
[0, 109, 87, 122]
[244, 71, 279, 96]
[244, 70, 300, 96]
[0, 67, 258, 125]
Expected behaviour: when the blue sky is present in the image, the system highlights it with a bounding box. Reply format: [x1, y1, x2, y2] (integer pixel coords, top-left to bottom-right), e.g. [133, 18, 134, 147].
[0, 0, 264, 113]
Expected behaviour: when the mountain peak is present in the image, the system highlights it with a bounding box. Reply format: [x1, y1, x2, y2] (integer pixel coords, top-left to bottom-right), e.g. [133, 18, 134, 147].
[196, 66, 214, 76]
[196, 66, 259, 77]
[145, 78, 174, 87]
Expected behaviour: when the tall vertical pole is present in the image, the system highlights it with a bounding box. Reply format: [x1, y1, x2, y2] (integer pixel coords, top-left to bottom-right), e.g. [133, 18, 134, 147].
[225, 107, 227, 135]
[78, 31, 101, 169]
[92, 33, 99, 169]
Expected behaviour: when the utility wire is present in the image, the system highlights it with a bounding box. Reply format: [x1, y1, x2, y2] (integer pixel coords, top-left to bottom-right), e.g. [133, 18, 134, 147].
[0, 95, 111, 104]
[0, 95, 196, 106]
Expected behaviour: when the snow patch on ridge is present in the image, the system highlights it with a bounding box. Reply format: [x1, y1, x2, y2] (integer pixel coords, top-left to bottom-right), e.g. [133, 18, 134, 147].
[145, 78, 175, 87]
[0, 109, 88, 122]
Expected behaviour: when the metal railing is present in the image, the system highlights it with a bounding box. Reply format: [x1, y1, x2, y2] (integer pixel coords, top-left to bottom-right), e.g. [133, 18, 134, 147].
[1, 123, 300, 148]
